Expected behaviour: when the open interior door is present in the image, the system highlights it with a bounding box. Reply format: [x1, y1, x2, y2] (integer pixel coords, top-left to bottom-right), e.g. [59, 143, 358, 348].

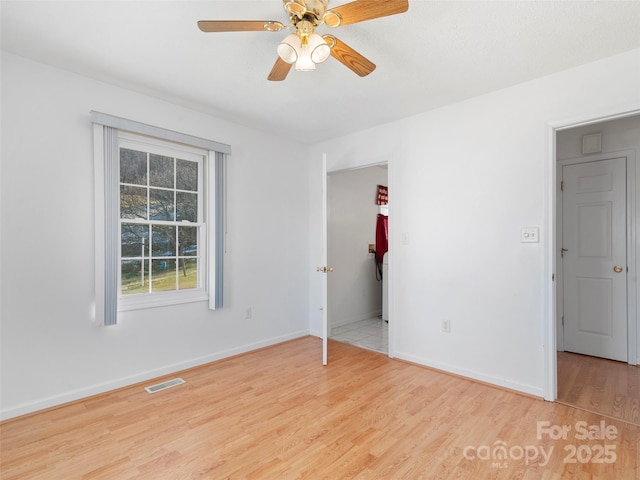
[319, 154, 329, 364]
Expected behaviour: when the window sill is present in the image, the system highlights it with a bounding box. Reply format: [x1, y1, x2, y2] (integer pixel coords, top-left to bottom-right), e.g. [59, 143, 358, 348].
[119, 289, 208, 311]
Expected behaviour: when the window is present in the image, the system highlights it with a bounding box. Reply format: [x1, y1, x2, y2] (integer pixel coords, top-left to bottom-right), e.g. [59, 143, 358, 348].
[119, 134, 205, 301]
[92, 112, 230, 325]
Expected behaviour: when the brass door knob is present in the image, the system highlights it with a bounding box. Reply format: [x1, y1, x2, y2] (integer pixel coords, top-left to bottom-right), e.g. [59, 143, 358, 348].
[613, 265, 623, 273]
[316, 266, 334, 273]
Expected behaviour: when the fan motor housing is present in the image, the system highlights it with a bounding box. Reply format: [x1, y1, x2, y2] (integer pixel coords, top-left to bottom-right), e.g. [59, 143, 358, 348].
[284, 0, 328, 23]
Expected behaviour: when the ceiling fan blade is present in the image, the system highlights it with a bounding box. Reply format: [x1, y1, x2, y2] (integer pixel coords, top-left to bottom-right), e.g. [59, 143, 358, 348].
[325, 0, 408, 27]
[268, 57, 293, 81]
[324, 36, 376, 77]
[197, 20, 284, 32]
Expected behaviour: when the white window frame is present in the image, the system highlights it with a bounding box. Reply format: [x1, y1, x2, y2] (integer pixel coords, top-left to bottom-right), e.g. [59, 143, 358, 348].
[92, 112, 229, 325]
[118, 132, 208, 311]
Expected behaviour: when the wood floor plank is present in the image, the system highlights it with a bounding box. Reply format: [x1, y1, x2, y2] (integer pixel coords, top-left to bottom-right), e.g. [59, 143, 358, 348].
[558, 351, 640, 425]
[1, 338, 638, 479]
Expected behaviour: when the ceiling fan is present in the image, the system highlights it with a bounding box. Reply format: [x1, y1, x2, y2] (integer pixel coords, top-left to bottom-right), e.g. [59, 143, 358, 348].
[197, 0, 409, 81]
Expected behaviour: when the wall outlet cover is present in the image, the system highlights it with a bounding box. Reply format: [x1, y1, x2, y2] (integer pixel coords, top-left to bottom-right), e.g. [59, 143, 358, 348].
[520, 227, 540, 243]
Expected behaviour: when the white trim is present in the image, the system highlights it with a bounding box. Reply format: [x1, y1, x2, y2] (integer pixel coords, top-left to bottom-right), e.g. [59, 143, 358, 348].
[544, 105, 640, 401]
[119, 132, 207, 161]
[90, 111, 231, 154]
[0, 331, 310, 421]
[552, 106, 640, 132]
[543, 123, 557, 401]
[629, 152, 639, 364]
[394, 351, 544, 398]
[325, 158, 392, 359]
[321, 154, 328, 366]
[117, 132, 208, 311]
[119, 289, 208, 311]
[387, 154, 395, 359]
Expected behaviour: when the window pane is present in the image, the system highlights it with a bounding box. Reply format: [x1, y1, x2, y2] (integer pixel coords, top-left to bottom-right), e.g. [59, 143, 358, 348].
[149, 189, 174, 221]
[114, 130, 211, 305]
[178, 226, 197, 256]
[178, 259, 198, 290]
[121, 224, 149, 257]
[149, 154, 174, 188]
[120, 185, 148, 219]
[152, 259, 176, 292]
[120, 148, 147, 185]
[177, 159, 198, 191]
[121, 259, 148, 295]
[152, 225, 175, 257]
[176, 192, 197, 222]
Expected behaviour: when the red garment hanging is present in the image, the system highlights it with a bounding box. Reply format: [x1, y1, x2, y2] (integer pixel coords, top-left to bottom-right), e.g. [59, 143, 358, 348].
[375, 213, 388, 264]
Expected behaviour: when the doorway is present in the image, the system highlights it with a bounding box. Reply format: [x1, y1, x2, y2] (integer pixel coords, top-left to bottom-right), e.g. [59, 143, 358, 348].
[326, 164, 389, 354]
[553, 114, 639, 422]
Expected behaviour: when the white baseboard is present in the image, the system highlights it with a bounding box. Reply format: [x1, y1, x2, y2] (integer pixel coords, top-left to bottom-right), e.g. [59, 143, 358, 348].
[393, 350, 545, 399]
[309, 328, 322, 338]
[0, 330, 309, 421]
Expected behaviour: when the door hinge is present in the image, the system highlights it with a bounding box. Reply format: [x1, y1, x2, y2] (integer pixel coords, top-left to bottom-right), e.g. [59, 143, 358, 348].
[560, 180, 564, 191]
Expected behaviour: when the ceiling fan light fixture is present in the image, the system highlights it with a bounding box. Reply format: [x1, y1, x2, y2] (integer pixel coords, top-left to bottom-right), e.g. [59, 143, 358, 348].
[294, 33, 315, 71]
[278, 27, 328, 71]
[308, 32, 330, 64]
[277, 33, 301, 64]
[295, 48, 316, 71]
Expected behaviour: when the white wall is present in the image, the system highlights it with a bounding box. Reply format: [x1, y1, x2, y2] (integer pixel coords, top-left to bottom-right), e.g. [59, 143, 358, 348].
[308, 48, 640, 397]
[556, 115, 640, 363]
[328, 166, 387, 329]
[4, 47, 638, 419]
[0, 53, 311, 419]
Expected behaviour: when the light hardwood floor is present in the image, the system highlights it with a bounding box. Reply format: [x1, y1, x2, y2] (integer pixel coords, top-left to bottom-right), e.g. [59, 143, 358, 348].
[557, 351, 640, 426]
[1, 337, 638, 479]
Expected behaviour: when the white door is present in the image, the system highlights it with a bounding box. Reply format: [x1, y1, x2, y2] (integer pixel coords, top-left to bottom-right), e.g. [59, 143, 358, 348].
[320, 154, 328, 365]
[562, 157, 627, 362]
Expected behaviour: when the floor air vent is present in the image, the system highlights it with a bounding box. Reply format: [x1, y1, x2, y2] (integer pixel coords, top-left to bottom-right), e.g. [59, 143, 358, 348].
[144, 377, 185, 393]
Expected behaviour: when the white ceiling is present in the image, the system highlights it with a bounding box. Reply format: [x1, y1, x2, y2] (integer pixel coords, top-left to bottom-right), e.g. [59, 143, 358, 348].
[2, 1, 640, 143]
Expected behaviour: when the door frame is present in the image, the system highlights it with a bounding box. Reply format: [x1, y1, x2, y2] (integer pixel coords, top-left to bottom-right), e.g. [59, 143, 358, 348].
[544, 107, 639, 401]
[555, 152, 634, 361]
[322, 154, 328, 365]
[324, 160, 392, 359]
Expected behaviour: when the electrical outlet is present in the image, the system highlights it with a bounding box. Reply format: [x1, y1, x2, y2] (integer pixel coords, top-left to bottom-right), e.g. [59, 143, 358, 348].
[245, 307, 252, 320]
[441, 319, 451, 333]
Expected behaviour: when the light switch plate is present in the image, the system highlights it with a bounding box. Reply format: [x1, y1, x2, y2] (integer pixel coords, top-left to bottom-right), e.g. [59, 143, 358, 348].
[521, 227, 539, 243]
